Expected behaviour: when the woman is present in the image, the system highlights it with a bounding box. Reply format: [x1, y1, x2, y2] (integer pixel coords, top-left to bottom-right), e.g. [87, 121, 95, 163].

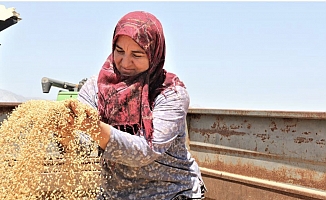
[74, 11, 206, 199]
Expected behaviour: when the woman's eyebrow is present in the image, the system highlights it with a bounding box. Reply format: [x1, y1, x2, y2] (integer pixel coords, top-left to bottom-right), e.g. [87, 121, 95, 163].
[115, 44, 123, 49]
[116, 44, 145, 54]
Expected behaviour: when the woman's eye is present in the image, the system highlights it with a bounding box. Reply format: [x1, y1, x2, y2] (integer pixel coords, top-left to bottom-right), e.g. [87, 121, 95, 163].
[133, 54, 142, 58]
[116, 49, 124, 54]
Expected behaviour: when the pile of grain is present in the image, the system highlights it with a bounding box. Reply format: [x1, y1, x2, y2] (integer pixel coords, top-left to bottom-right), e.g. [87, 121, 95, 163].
[0, 99, 101, 199]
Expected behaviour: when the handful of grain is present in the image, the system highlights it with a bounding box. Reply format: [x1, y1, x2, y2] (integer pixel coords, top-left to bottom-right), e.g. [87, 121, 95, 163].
[0, 99, 101, 199]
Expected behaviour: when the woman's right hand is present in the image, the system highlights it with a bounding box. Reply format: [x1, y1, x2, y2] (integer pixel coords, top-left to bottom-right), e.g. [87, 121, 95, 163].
[58, 99, 111, 150]
[56, 99, 100, 147]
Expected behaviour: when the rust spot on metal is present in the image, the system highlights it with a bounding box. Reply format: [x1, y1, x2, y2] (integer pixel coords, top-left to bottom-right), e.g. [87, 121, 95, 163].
[191, 127, 246, 138]
[256, 134, 270, 141]
[294, 137, 313, 144]
[280, 124, 297, 133]
[316, 139, 325, 145]
[247, 124, 251, 129]
[192, 117, 248, 138]
[211, 122, 217, 129]
[218, 130, 246, 137]
[302, 132, 311, 135]
[230, 124, 240, 129]
[269, 121, 278, 132]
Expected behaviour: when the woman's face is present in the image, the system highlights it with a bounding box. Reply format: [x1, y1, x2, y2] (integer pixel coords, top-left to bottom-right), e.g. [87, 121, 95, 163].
[114, 35, 150, 76]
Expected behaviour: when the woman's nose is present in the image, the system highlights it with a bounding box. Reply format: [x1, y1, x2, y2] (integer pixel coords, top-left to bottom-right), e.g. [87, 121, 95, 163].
[120, 55, 132, 68]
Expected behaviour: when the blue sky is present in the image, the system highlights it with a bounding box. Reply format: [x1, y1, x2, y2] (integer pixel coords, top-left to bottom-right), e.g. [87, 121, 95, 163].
[1, 2, 326, 111]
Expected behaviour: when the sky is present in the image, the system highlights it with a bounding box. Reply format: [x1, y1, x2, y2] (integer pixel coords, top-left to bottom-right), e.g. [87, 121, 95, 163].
[0, 1, 326, 111]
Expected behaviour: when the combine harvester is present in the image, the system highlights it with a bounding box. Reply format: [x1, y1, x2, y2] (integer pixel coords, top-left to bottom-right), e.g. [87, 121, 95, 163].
[41, 77, 87, 101]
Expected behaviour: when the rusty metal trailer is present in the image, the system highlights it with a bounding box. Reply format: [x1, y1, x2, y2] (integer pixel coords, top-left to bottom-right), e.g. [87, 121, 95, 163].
[1, 102, 326, 199]
[187, 108, 326, 200]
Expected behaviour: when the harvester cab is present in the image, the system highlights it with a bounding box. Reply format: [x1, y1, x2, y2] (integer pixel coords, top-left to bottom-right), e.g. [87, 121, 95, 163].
[41, 77, 87, 101]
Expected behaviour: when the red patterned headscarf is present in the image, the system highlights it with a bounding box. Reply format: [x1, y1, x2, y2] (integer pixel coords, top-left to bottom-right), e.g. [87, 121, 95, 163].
[97, 11, 185, 144]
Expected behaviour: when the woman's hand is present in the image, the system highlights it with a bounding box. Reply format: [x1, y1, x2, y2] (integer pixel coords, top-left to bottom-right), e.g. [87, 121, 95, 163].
[58, 99, 111, 150]
[55, 99, 99, 147]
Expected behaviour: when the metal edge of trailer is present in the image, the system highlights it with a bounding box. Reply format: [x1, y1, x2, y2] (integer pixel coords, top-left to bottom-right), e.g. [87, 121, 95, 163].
[188, 107, 326, 120]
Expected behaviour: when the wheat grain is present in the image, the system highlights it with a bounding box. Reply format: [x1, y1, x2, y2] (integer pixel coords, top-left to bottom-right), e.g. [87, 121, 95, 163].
[0, 99, 101, 199]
